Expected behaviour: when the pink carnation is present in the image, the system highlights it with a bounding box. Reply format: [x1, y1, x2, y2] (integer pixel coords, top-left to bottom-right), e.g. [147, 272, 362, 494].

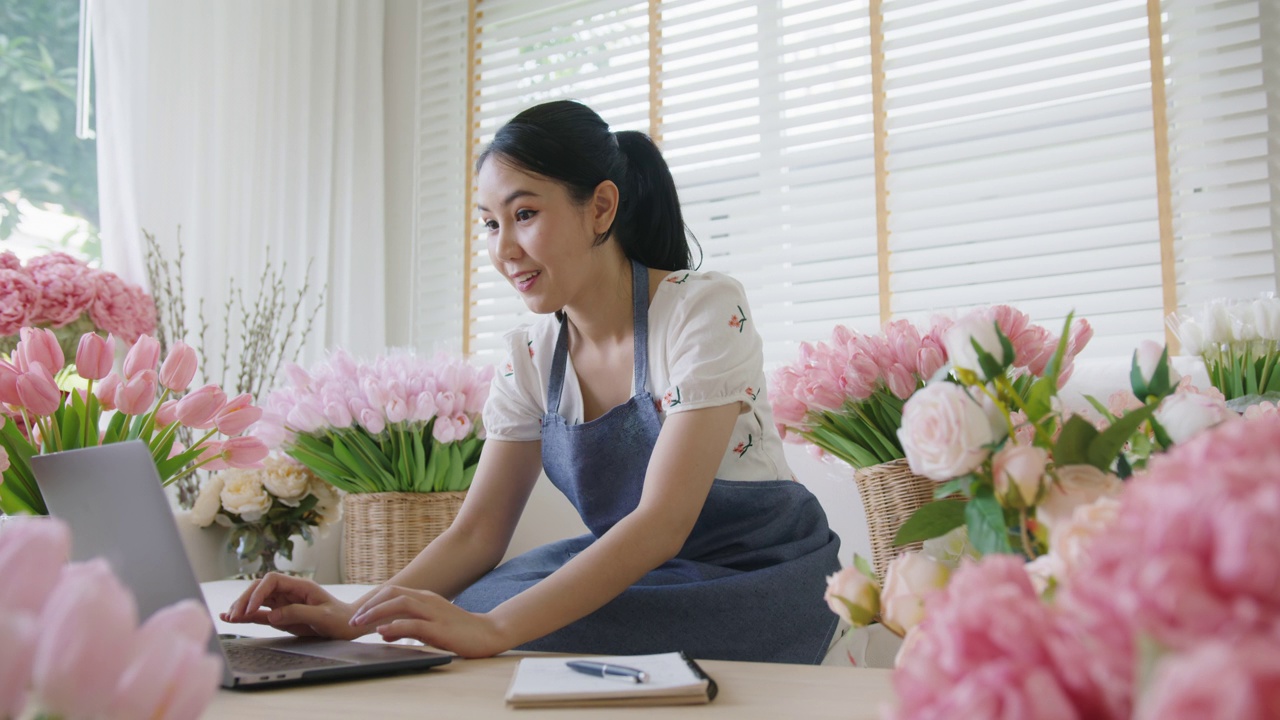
[890, 556, 1125, 720]
[27, 253, 97, 328]
[0, 269, 38, 336]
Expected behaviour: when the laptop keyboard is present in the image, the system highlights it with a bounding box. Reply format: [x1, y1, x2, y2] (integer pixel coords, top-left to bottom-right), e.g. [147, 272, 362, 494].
[222, 642, 351, 674]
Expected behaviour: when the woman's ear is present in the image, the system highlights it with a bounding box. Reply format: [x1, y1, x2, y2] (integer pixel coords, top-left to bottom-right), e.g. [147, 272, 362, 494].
[590, 180, 620, 235]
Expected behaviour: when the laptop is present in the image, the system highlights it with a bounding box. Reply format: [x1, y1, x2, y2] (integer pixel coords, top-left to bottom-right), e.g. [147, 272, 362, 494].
[30, 441, 452, 689]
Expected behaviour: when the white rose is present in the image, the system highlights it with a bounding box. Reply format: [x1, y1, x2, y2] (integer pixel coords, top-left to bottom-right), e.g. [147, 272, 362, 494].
[219, 471, 273, 521]
[189, 475, 225, 527]
[823, 566, 880, 627]
[308, 478, 342, 528]
[1023, 553, 1064, 596]
[1053, 496, 1121, 573]
[260, 457, 310, 502]
[897, 383, 994, 481]
[1155, 391, 1232, 445]
[880, 552, 951, 636]
[943, 311, 1008, 375]
[991, 443, 1048, 509]
[1037, 464, 1122, 537]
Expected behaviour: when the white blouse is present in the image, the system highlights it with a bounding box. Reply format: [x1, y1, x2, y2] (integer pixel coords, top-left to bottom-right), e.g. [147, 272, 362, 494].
[484, 270, 794, 482]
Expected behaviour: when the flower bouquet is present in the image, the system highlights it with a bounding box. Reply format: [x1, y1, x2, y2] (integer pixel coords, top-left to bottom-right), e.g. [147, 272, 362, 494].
[0, 328, 268, 515]
[1, 517, 221, 720]
[0, 251, 157, 362]
[255, 349, 494, 583]
[189, 455, 341, 579]
[1167, 295, 1280, 407]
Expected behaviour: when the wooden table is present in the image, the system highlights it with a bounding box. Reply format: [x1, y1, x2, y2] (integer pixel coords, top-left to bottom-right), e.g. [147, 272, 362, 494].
[201, 581, 895, 719]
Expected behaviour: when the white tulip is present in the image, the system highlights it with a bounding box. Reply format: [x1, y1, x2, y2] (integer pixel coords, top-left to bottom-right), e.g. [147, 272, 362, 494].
[943, 312, 1008, 375]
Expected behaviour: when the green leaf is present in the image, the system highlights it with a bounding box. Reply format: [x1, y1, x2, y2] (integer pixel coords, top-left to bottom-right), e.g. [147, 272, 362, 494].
[975, 340, 1004, 382]
[893, 499, 967, 546]
[1087, 403, 1157, 471]
[1023, 377, 1056, 423]
[411, 431, 427, 491]
[425, 438, 442, 492]
[1054, 415, 1099, 467]
[445, 443, 464, 491]
[933, 475, 971, 499]
[852, 554, 877, 583]
[1083, 394, 1117, 423]
[965, 488, 1012, 555]
[460, 462, 478, 491]
[835, 595, 876, 627]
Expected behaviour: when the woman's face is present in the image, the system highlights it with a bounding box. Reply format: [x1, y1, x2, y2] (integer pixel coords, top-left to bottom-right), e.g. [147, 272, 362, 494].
[476, 158, 615, 315]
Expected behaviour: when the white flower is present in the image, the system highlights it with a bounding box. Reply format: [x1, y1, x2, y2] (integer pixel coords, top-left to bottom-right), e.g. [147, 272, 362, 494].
[259, 456, 310, 502]
[219, 471, 272, 521]
[897, 383, 994, 481]
[189, 475, 225, 527]
[308, 478, 342, 529]
[823, 566, 879, 627]
[1155, 390, 1233, 444]
[921, 526, 978, 569]
[1173, 316, 1205, 356]
[943, 312, 1008, 375]
[1133, 339, 1181, 391]
[1037, 464, 1122, 537]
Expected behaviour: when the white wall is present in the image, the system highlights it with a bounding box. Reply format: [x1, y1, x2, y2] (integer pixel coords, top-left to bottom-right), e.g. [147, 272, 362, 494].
[383, 0, 418, 348]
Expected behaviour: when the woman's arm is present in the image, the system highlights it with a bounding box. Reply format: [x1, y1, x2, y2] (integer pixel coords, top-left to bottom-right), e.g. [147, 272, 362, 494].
[352, 402, 740, 655]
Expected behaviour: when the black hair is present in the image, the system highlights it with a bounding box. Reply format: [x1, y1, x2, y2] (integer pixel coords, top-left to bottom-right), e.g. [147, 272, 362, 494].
[476, 100, 700, 271]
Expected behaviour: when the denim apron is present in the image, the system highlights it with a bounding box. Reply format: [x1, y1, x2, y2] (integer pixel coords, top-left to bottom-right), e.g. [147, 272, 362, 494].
[454, 261, 841, 664]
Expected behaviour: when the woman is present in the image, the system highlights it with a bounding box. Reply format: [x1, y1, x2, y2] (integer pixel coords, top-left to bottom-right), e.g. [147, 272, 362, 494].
[225, 100, 841, 664]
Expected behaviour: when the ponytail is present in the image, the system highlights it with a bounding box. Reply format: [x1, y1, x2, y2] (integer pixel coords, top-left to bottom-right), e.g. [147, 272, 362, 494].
[477, 100, 699, 272]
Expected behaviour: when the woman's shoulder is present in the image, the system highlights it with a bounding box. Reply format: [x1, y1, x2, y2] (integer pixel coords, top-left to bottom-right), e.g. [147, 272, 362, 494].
[654, 269, 747, 311]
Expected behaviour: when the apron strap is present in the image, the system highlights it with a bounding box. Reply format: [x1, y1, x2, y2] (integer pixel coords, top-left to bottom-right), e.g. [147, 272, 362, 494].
[545, 259, 652, 416]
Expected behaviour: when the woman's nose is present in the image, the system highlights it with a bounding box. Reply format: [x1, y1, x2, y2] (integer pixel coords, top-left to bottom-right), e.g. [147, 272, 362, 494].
[491, 226, 522, 262]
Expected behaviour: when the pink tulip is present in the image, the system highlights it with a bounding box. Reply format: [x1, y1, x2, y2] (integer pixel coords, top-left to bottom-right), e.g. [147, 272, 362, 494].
[155, 398, 181, 427]
[196, 441, 229, 471]
[95, 372, 122, 411]
[115, 369, 158, 416]
[221, 436, 269, 469]
[15, 327, 65, 374]
[247, 411, 289, 448]
[158, 341, 198, 392]
[16, 362, 62, 416]
[31, 559, 138, 719]
[0, 360, 21, 406]
[75, 332, 115, 381]
[359, 407, 386, 435]
[176, 384, 227, 429]
[0, 516, 72, 613]
[110, 599, 221, 720]
[0, 613, 37, 719]
[122, 334, 161, 380]
[214, 393, 263, 436]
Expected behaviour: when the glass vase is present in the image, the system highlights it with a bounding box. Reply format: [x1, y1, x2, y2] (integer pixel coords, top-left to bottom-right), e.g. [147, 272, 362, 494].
[231, 525, 316, 580]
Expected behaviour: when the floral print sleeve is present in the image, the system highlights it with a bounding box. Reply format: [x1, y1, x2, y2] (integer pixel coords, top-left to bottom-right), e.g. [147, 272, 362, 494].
[658, 273, 765, 417]
[482, 325, 548, 441]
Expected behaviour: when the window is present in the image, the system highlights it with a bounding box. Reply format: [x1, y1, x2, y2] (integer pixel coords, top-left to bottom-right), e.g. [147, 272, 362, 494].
[412, 0, 1279, 362]
[0, 0, 100, 262]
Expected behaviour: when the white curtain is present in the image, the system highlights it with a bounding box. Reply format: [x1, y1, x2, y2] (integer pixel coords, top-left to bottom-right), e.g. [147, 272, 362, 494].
[93, 0, 387, 373]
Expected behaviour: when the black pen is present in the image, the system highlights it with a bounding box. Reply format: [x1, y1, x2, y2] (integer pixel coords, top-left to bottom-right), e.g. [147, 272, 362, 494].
[565, 660, 649, 683]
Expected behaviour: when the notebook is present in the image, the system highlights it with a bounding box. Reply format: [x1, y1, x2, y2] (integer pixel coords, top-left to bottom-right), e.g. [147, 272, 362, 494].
[505, 652, 718, 708]
[30, 441, 452, 689]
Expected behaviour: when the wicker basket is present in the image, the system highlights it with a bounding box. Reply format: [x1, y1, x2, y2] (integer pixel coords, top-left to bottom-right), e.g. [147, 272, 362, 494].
[853, 458, 937, 581]
[341, 491, 467, 584]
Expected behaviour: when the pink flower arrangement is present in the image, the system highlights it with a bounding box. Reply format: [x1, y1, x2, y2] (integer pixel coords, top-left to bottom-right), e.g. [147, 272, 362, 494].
[0, 517, 221, 719]
[890, 415, 1280, 719]
[0, 251, 157, 362]
[0, 329, 268, 515]
[256, 350, 494, 493]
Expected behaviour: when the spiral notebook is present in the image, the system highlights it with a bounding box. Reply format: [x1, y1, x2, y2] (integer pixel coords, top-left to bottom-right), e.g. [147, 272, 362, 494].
[505, 652, 718, 708]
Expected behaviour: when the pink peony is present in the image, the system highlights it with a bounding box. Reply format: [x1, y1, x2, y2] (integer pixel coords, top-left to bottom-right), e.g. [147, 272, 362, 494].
[1133, 639, 1280, 720]
[88, 270, 153, 343]
[890, 556, 1124, 720]
[26, 253, 97, 328]
[0, 268, 38, 336]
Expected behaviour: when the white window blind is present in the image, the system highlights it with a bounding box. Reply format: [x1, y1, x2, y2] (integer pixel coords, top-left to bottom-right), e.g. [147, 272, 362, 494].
[413, 2, 471, 352]
[412, 0, 1280, 361]
[660, 0, 878, 365]
[883, 0, 1165, 359]
[1163, 0, 1276, 309]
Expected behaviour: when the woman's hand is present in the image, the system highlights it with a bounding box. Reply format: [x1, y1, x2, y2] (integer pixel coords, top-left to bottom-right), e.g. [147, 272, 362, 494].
[221, 572, 365, 641]
[351, 585, 511, 658]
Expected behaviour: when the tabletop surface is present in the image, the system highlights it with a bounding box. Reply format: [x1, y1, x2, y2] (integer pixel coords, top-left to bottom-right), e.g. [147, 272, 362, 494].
[201, 581, 896, 719]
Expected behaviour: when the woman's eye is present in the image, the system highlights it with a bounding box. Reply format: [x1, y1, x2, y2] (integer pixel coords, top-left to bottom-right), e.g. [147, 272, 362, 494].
[515, 209, 536, 222]
[483, 219, 498, 231]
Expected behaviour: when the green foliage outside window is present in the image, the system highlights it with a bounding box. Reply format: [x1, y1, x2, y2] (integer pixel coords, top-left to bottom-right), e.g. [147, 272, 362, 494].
[0, 0, 99, 257]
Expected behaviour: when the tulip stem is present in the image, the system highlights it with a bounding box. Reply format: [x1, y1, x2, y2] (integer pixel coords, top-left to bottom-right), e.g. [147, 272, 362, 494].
[83, 378, 95, 448]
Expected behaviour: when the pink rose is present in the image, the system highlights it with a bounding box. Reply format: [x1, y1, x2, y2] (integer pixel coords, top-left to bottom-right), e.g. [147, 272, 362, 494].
[897, 383, 994, 481]
[1036, 464, 1121, 537]
[991, 443, 1048, 508]
[1134, 639, 1280, 720]
[880, 552, 950, 635]
[823, 565, 880, 627]
[0, 268, 38, 336]
[1051, 497, 1120, 574]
